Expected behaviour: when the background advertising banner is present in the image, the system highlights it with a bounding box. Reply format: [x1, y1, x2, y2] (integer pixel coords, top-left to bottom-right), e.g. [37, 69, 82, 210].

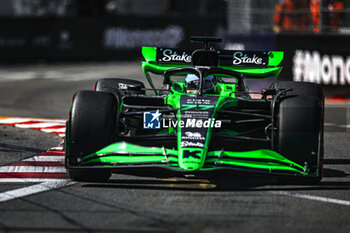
[277, 34, 350, 97]
[223, 33, 350, 97]
[0, 16, 225, 61]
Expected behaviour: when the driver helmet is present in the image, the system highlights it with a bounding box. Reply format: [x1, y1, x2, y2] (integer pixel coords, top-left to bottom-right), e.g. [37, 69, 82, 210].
[185, 74, 215, 94]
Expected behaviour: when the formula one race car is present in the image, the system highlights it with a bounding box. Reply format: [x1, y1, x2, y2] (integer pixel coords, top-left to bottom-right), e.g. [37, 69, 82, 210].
[65, 36, 324, 183]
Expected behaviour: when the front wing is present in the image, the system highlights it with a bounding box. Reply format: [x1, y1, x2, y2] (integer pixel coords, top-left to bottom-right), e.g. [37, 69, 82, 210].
[66, 142, 313, 177]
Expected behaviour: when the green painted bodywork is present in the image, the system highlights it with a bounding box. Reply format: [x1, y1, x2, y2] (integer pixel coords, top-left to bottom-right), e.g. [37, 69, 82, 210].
[71, 46, 314, 177]
[82, 142, 307, 175]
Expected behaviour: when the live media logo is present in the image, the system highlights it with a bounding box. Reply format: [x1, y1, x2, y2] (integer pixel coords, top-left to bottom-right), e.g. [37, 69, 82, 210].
[143, 110, 222, 129]
[143, 110, 161, 129]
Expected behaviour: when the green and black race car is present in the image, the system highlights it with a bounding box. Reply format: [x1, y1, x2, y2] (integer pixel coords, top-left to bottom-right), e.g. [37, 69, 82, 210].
[65, 36, 324, 183]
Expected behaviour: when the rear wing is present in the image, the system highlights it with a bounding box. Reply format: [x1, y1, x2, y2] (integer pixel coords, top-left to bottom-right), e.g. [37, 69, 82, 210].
[141, 47, 284, 93]
[142, 47, 283, 78]
[143, 47, 283, 67]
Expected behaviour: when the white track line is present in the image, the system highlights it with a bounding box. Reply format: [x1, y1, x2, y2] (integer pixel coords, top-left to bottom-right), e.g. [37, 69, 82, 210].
[0, 118, 34, 124]
[325, 122, 350, 128]
[40, 128, 66, 133]
[0, 178, 69, 183]
[0, 180, 75, 202]
[271, 191, 350, 206]
[23, 156, 65, 162]
[0, 166, 66, 173]
[0, 118, 65, 124]
[15, 123, 65, 128]
[51, 146, 64, 150]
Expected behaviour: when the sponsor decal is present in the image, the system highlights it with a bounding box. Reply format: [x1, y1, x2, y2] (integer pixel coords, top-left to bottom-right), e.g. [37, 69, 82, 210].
[159, 48, 191, 63]
[179, 95, 219, 148]
[156, 48, 192, 64]
[232, 51, 264, 65]
[118, 83, 128, 90]
[185, 132, 203, 138]
[219, 50, 269, 67]
[181, 131, 205, 141]
[185, 132, 201, 137]
[181, 141, 204, 148]
[184, 98, 215, 105]
[293, 50, 350, 85]
[143, 110, 161, 129]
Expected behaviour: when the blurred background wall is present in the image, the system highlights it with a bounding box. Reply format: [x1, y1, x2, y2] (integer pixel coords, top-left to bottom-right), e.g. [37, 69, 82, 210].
[0, 0, 349, 96]
[0, 0, 226, 61]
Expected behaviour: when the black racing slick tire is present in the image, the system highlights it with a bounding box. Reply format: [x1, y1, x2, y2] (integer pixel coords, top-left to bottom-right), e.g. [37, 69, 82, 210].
[65, 90, 117, 181]
[276, 81, 324, 183]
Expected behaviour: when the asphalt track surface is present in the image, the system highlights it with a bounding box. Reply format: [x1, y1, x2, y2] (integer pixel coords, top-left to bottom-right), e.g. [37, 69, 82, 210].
[0, 62, 349, 233]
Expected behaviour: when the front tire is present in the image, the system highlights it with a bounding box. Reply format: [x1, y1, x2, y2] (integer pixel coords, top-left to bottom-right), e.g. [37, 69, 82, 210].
[65, 90, 117, 181]
[276, 81, 324, 183]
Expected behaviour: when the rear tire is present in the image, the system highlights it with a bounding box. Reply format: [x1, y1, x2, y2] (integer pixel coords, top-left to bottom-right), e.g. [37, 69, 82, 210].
[65, 91, 117, 181]
[276, 81, 324, 183]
